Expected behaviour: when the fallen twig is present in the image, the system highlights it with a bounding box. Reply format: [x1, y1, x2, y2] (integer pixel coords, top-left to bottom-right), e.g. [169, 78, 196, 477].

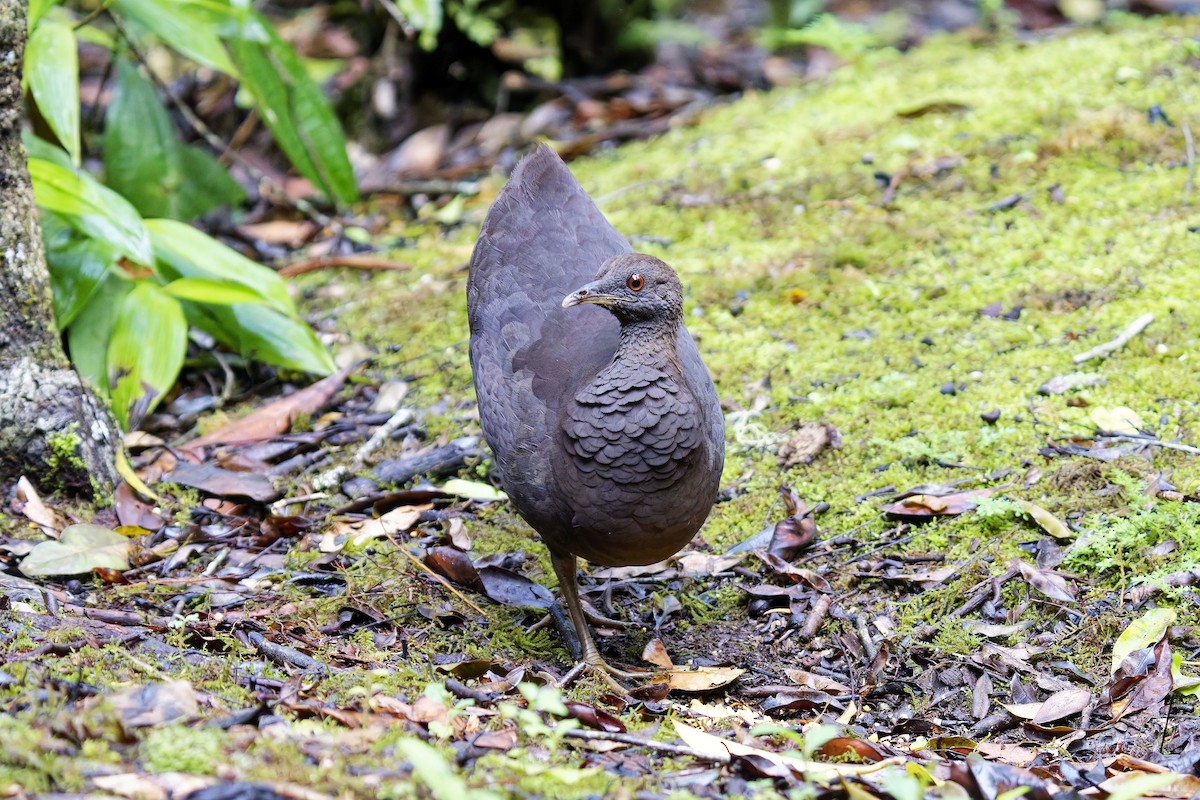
[563, 728, 730, 763]
[248, 631, 330, 674]
[1072, 312, 1154, 363]
[1097, 434, 1200, 456]
[799, 594, 832, 640]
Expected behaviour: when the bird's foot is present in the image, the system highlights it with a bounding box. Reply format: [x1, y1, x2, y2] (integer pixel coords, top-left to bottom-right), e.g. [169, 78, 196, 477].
[582, 601, 639, 630]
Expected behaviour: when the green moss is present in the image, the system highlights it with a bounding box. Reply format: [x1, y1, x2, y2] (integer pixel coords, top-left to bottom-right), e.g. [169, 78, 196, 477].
[140, 725, 223, 774]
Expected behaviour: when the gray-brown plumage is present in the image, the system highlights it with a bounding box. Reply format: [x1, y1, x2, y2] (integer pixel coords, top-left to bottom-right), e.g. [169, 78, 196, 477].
[467, 145, 724, 678]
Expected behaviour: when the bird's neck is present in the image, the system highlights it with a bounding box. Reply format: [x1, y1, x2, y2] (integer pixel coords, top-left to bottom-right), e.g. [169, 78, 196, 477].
[613, 318, 681, 371]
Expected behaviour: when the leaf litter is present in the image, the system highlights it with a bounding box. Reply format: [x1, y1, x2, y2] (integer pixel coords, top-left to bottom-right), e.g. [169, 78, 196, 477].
[8, 26, 1200, 798]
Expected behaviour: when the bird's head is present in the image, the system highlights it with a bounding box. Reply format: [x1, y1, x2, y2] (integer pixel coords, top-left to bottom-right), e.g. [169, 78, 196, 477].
[562, 253, 684, 324]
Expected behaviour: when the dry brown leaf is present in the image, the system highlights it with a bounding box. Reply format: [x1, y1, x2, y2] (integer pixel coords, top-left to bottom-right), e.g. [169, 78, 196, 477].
[1032, 686, 1090, 724]
[183, 364, 354, 456]
[14, 476, 64, 537]
[664, 666, 744, 693]
[642, 638, 674, 669]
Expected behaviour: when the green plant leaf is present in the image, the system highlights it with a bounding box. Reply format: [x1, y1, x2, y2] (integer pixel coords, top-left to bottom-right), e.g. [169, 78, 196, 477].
[28, 0, 62, 31]
[1111, 608, 1176, 675]
[186, 301, 334, 376]
[19, 523, 132, 577]
[105, 59, 243, 220]
[107, 281, 188, 429]
[29, 158, 153, 264]
[227, 11, 357, 205]
[162, 277, 268, 305]
[23, 132, 74, 167]
[111, 0, 235, 74]
[145, 218, 293, 313]
[175, 146, 246, 218]
[42, 212, 120, 327]
[26, 18, 80, 165]
[67, 272, 133, 395]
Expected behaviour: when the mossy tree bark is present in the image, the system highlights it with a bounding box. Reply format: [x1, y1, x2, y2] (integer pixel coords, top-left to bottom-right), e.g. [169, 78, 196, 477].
[0, 0, 118, 496]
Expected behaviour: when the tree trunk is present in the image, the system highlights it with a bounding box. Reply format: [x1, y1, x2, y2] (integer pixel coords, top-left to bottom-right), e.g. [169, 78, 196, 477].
[0, 0, 118, 496]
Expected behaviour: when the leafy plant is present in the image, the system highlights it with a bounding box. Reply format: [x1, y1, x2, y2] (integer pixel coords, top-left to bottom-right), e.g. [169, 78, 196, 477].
[22, 0, 348, 429]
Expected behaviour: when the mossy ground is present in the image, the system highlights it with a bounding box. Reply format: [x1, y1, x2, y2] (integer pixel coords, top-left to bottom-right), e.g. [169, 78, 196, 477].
[6, 16, 1200, 798]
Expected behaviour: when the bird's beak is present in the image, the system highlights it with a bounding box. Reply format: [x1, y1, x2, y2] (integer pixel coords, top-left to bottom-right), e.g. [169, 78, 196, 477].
[562, 282, 620, 308]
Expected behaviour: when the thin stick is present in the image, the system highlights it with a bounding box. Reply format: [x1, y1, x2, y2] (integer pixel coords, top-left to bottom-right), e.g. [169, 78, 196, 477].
[1099, 435, 1200, 456]
[563, 728, 730, 763]
[1072, 312, 1154, 364]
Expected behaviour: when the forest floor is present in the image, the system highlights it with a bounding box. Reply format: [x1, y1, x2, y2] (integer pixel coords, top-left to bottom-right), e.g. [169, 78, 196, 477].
[5, 15, 1200, 800]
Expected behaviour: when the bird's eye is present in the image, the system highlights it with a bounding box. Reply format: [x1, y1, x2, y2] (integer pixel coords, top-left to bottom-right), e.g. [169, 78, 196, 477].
[627, 274, 645, 291]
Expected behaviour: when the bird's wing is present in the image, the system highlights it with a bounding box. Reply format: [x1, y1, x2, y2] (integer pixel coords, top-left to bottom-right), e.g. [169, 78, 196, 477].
[467, 145, 629, 517]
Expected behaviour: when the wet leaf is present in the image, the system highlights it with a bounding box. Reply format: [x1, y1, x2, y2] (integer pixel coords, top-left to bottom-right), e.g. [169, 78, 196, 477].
[1031, 687, 1090, 724]
[1111, 608, 1175, 675]
[425, 547, 485, 593]
[19, 523, 132, 577]
[164, 462, 279, 503]
[477, 566, 553, 609]
[564, 701, 626, 733]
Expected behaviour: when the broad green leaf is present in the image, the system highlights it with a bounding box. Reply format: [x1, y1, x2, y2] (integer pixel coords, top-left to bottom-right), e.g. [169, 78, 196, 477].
[19, 524, 132, 577]
[228, 12, 357, 205]
[163, 277, 267, 305]
[107, 282, 188, 429]
[23, 132, 73, 167]
[186, 301, 334, 376]
[1111, 607, 1176, 675]
[175, 146, 246, 218]
[67, 272, 133, 394]
[145, 219, 293, 313]
[1171, 652, 1200, 697]
[28, 0, 62, 30]
[29, 158, 152, 264]
[42, 212, 120, 327]
[111, 0, 235, 74]
[105, 59, 243, 220]
[26, 19, 80, 165]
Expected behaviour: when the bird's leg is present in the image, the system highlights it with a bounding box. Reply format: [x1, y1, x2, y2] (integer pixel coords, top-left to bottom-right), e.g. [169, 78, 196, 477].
[550, 550, 656, 684]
